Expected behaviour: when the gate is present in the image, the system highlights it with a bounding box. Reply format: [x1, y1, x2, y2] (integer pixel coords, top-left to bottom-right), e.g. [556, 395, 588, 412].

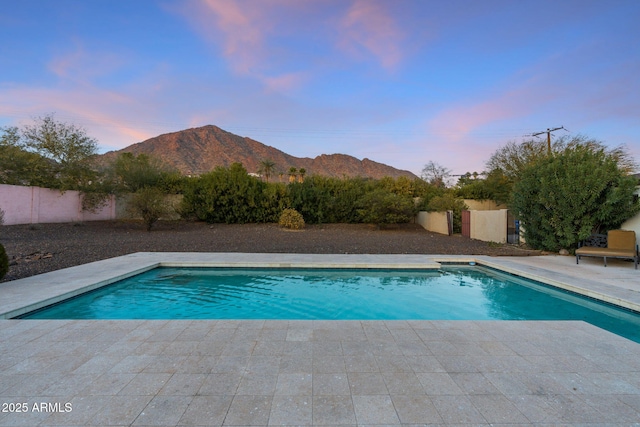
[461, 210, 471, 238]
[507, 210, 519, 244]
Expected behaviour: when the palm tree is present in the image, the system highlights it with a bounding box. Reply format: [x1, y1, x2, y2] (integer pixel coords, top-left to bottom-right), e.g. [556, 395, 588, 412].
[258, 159, 276, 182]
[298, 168, 306, 183]
[288, 167, 297, 183]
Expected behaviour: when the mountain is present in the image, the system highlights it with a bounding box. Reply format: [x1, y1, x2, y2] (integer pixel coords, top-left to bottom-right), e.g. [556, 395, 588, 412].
[103, 125, 417, 179]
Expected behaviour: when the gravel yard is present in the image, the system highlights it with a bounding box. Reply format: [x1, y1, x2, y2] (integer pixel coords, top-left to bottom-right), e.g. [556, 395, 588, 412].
[1, 220, 540, 282]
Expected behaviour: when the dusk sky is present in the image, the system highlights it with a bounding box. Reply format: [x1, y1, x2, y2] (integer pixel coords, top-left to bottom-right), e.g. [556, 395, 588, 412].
[1, 0, 639, 176]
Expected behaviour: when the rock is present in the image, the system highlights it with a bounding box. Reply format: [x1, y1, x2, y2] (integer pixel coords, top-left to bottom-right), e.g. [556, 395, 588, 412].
[559, 249, 569, 255]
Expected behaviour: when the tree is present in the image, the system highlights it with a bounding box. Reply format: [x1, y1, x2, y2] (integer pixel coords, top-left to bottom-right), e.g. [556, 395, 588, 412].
[127, 186, 170, 231]
[455, 170, 511, 205]
[421, 161, 451, 188]
[20, 114, 100, 190]
[486, 135, 636, 182]
[110, 152, 174, 193]
[511, 144, 640, 252]
[0, 126, 54, 187]
[485, 139, 552, 181]
[288, 167, 297, 183]
[258, 159, 276, 182]
[298, 168, 306, 183]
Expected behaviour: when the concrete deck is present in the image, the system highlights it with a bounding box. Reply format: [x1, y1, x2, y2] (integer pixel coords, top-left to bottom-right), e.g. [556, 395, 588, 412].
[1, 253, 639, 426]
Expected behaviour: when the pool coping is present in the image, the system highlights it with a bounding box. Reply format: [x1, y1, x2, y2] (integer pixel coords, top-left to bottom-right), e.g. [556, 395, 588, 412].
[1, 252, 639, 319]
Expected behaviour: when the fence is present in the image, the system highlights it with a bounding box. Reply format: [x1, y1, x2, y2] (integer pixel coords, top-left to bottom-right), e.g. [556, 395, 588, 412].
[467, 209, 509, 243]
[420, 208, 516, 244]
[0, 184, 116, 225]
[415, 211, 452, 236]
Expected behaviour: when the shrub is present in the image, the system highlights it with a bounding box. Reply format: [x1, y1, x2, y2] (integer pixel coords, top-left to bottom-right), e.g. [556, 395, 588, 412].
[512, 144, 640, 251]
[288, 176, 369, 223]
[0, 244, 8, 281]
[279, 208, 305, 230]
[180, 163, 267, 223]
[356, 189, 417, 226]
[127, 187, 170, 231]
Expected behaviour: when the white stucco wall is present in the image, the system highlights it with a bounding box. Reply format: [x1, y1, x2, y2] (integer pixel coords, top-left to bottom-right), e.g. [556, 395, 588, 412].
[470, 209, 508, 243]
[416, 211, 450, 235]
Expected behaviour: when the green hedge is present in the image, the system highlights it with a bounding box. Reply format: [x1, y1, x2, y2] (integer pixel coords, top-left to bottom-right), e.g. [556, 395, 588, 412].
[180, 165, 440, 226]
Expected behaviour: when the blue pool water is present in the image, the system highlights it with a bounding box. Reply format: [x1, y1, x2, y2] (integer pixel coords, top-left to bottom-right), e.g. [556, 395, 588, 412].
[19, 266, 640, 342]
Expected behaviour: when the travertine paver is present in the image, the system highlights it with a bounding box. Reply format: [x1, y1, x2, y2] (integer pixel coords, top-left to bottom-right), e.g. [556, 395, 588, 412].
[1, 253, 640, 425]
[0, 319, 639, 426]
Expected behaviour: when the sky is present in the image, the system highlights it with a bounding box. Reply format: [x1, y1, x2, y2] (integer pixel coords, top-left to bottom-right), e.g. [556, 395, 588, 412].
[1, 0, 639, 177]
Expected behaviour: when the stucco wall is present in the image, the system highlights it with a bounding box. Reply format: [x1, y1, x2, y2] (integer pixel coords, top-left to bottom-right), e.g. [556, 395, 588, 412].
[416, 211, 450, 235]
[470, 209, 508, 243]
[0, 184, 116, 225]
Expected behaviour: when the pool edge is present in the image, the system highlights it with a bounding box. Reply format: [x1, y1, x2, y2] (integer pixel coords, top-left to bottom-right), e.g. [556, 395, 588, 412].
[2, 252, 640, 318]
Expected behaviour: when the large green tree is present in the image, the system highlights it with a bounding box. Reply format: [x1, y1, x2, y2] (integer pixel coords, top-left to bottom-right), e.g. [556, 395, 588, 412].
[1, 115, 101, 191]
[511, 144, 639, 251]
[20, 114, 100, 190]
[0, 126, 53, 187]
[487, 135, 636, 182]
[109, 152, 178, 193]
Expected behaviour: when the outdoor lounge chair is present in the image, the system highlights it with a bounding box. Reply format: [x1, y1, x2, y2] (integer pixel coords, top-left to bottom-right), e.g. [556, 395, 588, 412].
[575, 229, 639, 269]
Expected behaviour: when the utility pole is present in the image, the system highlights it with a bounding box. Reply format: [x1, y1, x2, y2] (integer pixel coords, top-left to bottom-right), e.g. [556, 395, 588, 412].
[532, 126, 565, 154]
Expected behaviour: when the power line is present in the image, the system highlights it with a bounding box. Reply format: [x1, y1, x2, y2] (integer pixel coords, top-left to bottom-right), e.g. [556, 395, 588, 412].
[532, 126, 568, 154]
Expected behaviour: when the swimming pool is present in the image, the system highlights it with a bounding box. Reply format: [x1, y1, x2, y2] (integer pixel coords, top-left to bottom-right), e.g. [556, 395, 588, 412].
[19, 266, 640, 342]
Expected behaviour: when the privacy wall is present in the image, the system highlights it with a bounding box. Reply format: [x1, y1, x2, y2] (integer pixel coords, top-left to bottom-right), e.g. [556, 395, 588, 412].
[0, 184, 116, 225]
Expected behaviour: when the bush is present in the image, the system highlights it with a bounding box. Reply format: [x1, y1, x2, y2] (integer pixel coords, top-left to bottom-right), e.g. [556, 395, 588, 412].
[279, 208, 305, 229]
[0, 244, 8, 281]
[127, 187, 170, 231]
[181, 163, 268, 223]
[512, 144, 640, 251]
[356, 189, 417, 226]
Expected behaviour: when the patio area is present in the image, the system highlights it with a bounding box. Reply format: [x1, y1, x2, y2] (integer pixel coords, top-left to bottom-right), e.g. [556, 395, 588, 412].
[1, 253, 639, 426]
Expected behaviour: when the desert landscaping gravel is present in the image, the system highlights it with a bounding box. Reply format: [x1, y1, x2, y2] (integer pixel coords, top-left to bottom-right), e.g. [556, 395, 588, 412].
[1, 220, 540, 282]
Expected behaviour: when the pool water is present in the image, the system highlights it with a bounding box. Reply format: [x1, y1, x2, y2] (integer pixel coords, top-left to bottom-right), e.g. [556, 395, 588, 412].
[19, 266, 640, 342]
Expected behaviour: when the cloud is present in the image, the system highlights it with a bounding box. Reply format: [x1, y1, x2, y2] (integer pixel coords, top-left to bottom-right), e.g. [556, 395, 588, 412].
[0, 84, 156, 150]
[198, 0, 265, 74]
[261, 72, 309, 94]
[47, 43, 127, 84]
[338, 0, 405, 69]
[172, 0, 312, 94]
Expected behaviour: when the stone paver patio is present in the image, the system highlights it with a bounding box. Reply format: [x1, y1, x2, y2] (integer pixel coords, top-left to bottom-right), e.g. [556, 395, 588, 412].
[1, 253, 639, 426]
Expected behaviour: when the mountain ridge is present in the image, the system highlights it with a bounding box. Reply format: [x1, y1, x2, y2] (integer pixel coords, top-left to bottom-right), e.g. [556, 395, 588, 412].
[103, 125, 417, 179]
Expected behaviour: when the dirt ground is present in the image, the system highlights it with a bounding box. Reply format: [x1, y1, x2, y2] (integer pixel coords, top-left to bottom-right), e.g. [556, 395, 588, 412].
[1, 220, 540, 282]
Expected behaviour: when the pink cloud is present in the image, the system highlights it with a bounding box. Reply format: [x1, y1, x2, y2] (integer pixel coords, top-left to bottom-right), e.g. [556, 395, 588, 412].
[47, 43, 127, 83]
[261, 71, 308, 94]
[173, 0, 268, 75]
[0, 85, 155, 150]
[338, 0, 405, 69]
[173, 0, 311, 94]
[427, 79, 559, 143]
